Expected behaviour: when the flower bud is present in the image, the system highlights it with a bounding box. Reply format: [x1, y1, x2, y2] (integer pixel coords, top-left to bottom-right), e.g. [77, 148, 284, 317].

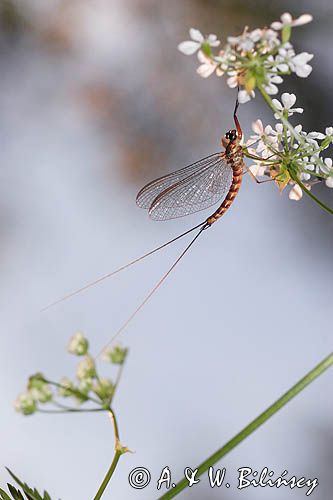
[14, 393, 37, 416]
[67, 332, 89, 356]
[102, 345, 128, 365]
[76, 355, 96, 380]
[78, 377, 93, 394]
[58, 377, 75, 397]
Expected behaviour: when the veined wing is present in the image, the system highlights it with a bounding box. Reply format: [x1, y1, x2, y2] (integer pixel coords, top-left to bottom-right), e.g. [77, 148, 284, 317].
[136, 152, 222, 210]
[148, 155, 233, 220]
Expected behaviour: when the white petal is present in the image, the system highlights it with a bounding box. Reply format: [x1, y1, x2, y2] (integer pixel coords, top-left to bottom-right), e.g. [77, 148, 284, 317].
[207, 34, 220, 47]
[227, 35, 240, 45]
[272, 99, 282, 110]
[295, 63, 313, 78]
[189, 28, 204, 43]
[293, 52, 314, 64]
[271, 21, 283, 30]
[324, 158, 333, 168]
[270, 75, 283, 84]
[276, 63, 290, 73]
[178, 41, 200, 55]
[308, 131, 325, 140]
[281, 92, 296, 109]
[290, 107, 304, 114]
[227, 76, 238, 88]
[196, 63, 216, 78]
[265, 83, 279, 95]
[249, 164, 266, 177]
[197, 50, 208, 63]
[289, 184, 303, 200]
[325, 127, 333, 136]
[252, 119, 264, 135]
[238, 90, 253, 104]
[281, 12, 293, 24]
[293, 14, 313, 26]
[325, 177, 333, 188]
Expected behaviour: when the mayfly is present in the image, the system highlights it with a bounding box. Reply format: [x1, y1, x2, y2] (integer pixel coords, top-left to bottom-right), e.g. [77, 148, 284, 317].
[44, 98, 257, 346]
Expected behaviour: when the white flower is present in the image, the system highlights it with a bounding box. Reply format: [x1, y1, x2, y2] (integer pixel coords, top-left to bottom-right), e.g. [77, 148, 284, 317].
[289, 184, 303, 201]
[264, 75, 283, 95]
[67, 332, 89, 356]
[290, 52, 313, 77]
[178, 28, 220, 55]
[238, 89, 255, 104]
[228, 28, 262, 53]
[249, 163, 267, 177]
[196, 51, 218, 78]
[272, 93, 303, 118]
[325, 127, 333, 137]
[271, 13, 313, 30]
[248, 120, 278, 155]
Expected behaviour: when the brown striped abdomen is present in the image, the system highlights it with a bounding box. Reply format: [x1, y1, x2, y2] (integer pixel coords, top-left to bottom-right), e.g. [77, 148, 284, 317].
[206, 164, 243, 225]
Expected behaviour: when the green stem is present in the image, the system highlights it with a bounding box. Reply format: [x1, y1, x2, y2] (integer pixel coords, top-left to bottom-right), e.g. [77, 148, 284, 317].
[37, 407, 106, 414]
[43, 378, 101, 405]
[93, 451, 122, 500]
[290, 174, 333, 215]
[93, 409, 122, 500]
[158, 352, 333, 500]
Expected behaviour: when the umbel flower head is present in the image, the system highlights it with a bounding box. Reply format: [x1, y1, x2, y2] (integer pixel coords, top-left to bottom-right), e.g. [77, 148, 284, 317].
[178, 12, 313, 103]
[245, 92, 333, 200]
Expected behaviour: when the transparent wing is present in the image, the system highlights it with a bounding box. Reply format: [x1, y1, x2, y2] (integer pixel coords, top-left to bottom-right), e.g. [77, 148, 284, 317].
[136, 152, 222, 209]
[148, 156, 233, 220]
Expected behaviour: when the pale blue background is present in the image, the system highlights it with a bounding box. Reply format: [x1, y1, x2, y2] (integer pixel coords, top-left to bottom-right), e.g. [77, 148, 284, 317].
[1, 1, 332, 499]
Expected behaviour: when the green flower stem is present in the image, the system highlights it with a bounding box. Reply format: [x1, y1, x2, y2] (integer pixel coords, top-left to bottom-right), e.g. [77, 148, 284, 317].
[114, 363, 125, 396]
[158, 352, 333, 500]
[290, 173, 333, 215]
[42, 378, 101, 405]
[93, 451, 122, 500]
[93, 409, 122, 500]
[37, 407, 106, 414]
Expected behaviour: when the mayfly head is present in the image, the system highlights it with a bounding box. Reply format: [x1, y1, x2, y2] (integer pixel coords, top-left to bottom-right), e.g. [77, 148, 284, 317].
[222, 128, 238, 150]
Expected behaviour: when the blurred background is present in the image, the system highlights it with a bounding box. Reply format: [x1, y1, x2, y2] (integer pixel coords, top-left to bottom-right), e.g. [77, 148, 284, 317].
[1, 0, 332, 498]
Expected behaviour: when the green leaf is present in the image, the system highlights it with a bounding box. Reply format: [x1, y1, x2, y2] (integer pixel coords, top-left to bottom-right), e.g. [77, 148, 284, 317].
[5, 470, 51, 500]
[0, 487, 13, 500]
[6, 485, 24, 500]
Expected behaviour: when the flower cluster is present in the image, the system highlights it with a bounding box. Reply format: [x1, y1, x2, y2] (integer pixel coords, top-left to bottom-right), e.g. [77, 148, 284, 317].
[244, 93, 333, 199]
[178, 13, 313, 103]
[15, 332, 128, 415]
